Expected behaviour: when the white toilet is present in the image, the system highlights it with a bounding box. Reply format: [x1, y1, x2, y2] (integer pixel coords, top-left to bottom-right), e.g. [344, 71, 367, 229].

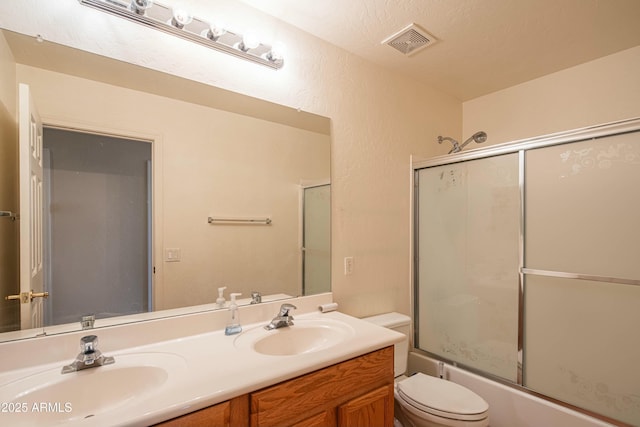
[362, 313, 489, 427]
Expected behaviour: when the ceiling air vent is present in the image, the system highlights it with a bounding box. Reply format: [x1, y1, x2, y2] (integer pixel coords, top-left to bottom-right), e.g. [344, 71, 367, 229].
[382, 23, 437, 56]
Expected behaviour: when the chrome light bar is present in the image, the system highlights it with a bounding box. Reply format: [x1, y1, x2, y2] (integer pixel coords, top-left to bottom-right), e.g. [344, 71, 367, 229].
[79, 0, 284, 69]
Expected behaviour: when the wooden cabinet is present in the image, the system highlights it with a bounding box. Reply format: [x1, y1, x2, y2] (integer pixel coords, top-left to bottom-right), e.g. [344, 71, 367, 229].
[337, 384, 394, 427]
[251, 346, 394, 427]
[154, 346, 394, 427]
[293, 409, 337, 427]
[154, 395, 249, 427]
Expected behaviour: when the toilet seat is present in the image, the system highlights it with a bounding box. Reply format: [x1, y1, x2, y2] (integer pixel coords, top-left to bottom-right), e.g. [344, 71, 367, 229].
[397, 373, 489, 422]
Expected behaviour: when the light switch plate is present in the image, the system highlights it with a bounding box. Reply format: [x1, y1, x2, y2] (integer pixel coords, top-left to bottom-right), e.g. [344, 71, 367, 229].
[165, 248, 181, 262]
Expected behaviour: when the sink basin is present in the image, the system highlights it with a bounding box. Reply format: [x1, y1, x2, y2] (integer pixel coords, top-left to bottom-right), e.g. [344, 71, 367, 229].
[0, 352, 187, 426]
[234, 318, 355, 356]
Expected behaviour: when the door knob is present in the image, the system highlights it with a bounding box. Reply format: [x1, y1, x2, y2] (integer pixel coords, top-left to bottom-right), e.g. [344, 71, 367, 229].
[5, 290, 49, 303]
[30, 291, 49, 301]
[4, 292, 29, 302]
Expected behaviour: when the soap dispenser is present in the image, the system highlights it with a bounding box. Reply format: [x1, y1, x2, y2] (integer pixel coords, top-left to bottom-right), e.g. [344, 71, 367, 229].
[216, 286, 227, 308]
[224, 293, 242, 335]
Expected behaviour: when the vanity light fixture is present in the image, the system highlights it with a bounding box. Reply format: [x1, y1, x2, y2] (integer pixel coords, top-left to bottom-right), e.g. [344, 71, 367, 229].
[239, 31, 260, 52]
[267, 41, 285, 62]
[170, 7, 193, 29]
[78, 0, 285, 69]
[207, 21, 227, 41]
[130, 0, 152, 15]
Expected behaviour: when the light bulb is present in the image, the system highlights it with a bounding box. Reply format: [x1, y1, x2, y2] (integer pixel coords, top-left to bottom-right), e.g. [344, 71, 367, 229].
[171, 8, 193, 28]
[267, 41, 285, 62]
[130, 0, 153, 15]
[207, 20, 227, 41]
[239, 31, 260, 52]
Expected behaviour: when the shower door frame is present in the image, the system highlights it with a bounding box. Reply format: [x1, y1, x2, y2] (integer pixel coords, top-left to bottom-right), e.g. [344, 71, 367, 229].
[411, 116, 640, 423]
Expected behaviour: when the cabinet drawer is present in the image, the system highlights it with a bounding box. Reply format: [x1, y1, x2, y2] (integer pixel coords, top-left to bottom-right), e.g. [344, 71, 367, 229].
[251, 346, 394, 427]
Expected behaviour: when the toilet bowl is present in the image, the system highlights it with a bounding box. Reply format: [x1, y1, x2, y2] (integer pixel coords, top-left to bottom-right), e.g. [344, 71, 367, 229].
[362, 313, 489, 427]
[395, 373, 489, 427]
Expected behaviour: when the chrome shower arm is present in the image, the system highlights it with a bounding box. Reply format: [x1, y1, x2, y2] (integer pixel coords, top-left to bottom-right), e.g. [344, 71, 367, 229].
[437, 131, 487, 154]
[437, 136, 460, 153]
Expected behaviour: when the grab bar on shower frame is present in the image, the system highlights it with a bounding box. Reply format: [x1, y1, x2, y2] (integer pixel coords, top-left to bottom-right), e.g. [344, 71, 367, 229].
[522, 268, 640, 287]
[207, 216, 272, 225]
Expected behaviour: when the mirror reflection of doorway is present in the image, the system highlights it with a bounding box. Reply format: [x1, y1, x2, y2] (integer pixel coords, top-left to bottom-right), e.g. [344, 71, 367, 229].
[43, 128, 152, 326]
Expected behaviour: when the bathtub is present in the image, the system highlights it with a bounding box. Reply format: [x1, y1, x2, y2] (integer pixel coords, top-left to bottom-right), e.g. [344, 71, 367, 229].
[407, 352, 618, 427]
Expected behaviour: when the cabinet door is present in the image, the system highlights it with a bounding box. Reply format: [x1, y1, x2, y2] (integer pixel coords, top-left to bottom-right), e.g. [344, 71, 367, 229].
[337, 384, 394, 427]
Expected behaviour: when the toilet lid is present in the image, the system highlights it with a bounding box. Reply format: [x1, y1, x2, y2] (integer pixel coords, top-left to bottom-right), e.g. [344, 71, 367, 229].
[397, 373, 489, 422]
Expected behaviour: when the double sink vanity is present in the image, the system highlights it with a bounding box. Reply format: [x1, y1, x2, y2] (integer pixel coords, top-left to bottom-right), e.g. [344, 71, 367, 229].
[0, 294, 403, 426]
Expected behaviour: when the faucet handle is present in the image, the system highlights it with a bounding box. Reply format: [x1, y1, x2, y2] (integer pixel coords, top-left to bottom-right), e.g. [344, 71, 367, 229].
[62, 334, 114, 374]
[80, 335, 98, 354]
[278, 303, 297, 317]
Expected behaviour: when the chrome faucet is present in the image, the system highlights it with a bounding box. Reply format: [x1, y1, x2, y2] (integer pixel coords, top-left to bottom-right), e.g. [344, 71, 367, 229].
[81, 314, 95, 330]
[61, 335, 115, 374]
[250, 291, 262, 304]
[264, 303, 297, 330]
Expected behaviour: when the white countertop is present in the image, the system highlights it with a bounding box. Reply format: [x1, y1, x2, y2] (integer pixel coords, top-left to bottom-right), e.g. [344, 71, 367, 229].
[0, 308, 404, 426]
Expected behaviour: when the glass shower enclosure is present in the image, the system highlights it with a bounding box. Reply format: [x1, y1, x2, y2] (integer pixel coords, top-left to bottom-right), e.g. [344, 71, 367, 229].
[413, 119, 640, 426]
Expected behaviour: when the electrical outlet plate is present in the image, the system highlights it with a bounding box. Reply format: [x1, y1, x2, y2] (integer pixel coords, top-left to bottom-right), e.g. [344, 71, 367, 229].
[344, 257, 354, 275]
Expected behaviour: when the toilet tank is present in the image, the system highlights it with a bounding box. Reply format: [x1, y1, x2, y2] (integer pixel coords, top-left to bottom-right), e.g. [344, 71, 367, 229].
[361, 312, 411, 377]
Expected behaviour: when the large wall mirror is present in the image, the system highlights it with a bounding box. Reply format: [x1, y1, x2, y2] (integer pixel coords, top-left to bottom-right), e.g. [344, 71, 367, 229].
[0, 29, 331, 342]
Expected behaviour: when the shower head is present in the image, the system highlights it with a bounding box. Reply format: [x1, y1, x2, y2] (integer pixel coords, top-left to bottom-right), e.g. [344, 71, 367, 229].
[438, 131, 488, 154]
[469, 131, 487, 144]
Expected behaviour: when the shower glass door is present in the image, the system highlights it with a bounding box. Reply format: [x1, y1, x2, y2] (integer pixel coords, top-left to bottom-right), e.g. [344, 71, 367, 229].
[414, 153, 520, 382]
[414, 121, 640, 425]
[523, 132, 640, 425]
[302, 184, 331, 295]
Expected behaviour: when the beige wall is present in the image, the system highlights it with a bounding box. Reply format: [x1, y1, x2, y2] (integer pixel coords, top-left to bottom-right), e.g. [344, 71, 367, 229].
[328, 69, 459, 317]
[0, 31, 18, 331]
[3, 2, 637, 322]
[463, 46, 640, 145]
[17, 64, 330, 311]
[0, 0, 461, 319]
[0, 31, 15, 119]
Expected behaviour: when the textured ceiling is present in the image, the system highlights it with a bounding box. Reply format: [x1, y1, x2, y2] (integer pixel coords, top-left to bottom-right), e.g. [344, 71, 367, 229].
[238, 0, 640, 101]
